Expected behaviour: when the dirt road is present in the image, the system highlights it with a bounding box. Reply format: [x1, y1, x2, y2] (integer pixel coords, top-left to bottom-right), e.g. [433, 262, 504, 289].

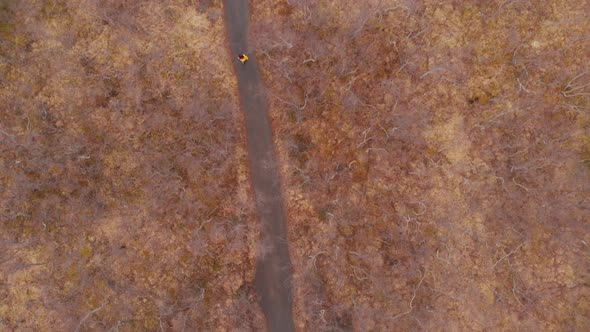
[222, 1, 295, 331]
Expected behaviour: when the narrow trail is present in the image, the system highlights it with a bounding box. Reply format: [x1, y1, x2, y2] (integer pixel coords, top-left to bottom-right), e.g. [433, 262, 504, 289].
[221, 1, 295, 331]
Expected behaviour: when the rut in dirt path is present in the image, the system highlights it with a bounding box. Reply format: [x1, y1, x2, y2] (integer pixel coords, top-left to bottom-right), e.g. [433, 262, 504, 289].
[222, 1, 295, 331]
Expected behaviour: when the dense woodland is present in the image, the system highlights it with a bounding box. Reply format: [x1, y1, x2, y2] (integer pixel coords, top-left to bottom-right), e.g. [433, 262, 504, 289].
[253, 0, 589, 330]
[1, 1, 263, 330]
[1, 0, 589, 331]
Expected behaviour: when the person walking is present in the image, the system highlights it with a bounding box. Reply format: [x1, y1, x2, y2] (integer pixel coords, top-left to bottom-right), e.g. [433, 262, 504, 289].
[238, 53, 249, 64]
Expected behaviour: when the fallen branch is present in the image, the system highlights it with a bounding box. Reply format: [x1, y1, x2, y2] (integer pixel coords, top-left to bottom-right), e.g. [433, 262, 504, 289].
[493, 242, 527, 269]
[75, 302, 107, 332]
[391, 269, 426, 320]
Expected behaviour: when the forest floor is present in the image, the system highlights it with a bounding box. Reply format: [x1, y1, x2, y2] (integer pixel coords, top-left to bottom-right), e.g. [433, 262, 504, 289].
[1, 0, 589, 331]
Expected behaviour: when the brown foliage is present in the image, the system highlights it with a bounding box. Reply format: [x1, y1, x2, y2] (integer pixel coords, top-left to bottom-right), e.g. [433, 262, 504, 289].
[0, 0, 263, 330]
[253, 0, 590, 330]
